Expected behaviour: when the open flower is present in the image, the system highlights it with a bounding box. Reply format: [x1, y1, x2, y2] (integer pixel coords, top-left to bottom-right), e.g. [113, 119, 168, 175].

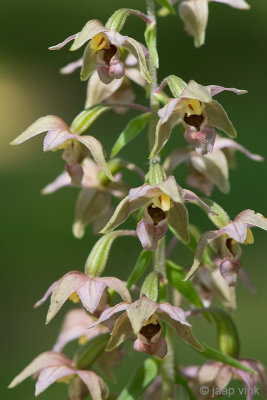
[185, 209, 267, 280]
[89, 294, 203, 358]
[179, 0, 250, 47]
[49, 19, 151, 84]
[151, 81, 246, 157]
[181, 359, 267, 400]
[42, 157, 130, 238]
[34, 270, 131, 324]
[8, 351, 109, 400]
[100, 175, 211, 250]
[10, 115, 113, 181]
[164, 135, 263, 196]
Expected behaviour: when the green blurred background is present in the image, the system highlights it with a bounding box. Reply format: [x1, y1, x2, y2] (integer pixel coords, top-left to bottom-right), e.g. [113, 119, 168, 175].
[1, 0, 267, 398]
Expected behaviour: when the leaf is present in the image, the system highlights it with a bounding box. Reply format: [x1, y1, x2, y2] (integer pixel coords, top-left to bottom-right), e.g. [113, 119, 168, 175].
[85, 230, 137, 276]
[75, 333, 110, 369]
[117, 358, 159, 400]
[199, 198, 230, 229]
[70, 105, 110, 135]
[126, 250, 153, 289]
[105, 8, 131, 31]
[110, 113, 150, 158]
[166, 260, 203, 308]
[196, 343, 257, 375]
[156, 0, 176, 15]
[141, 272, 159, 302]
[166, 75, 187, 98]
[144, 22, 159, 68]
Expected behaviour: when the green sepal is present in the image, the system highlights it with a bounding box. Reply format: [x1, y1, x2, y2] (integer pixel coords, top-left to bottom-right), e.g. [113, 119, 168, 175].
[117, 358, 159, 400]
[74, 333, 110, 370]
[165, 75, 187, 98]
[71, 105, 110, 135]
[110, 113, 150, 158]
[144, 22, 159, 68]
[140, 271, 159, 302]
[126, 250, 152, 290]
[85, 230, 136, 277]
[166, 260, 204, 308]
[105, 8, 131, 31]
[200, 197, 231, 229]
[156, 0, 176, 15]
[149, 159, 167, 185]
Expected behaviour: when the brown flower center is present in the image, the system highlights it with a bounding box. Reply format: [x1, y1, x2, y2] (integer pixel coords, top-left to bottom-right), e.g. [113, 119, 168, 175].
[147, 205, 166, 225]
[183, 113, 204, 129]
[139, 322, 161, 341]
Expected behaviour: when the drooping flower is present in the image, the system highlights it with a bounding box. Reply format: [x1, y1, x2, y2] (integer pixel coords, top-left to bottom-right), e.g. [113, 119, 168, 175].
[34, 270, 132, 324]
[164, 135, 263, 196]
[100, 175, 212, 250]
[185, 209, 267, 280]
[49, 19, 151, 84]
[180, 359, 267, 400]
[10, 115, 113, 181]
[151, 81, 246, 157]
[179, 0, 250, 48]
[8, 351, 109, 400]
[89, 294, 203, 358]
[42, 157, 131, 238]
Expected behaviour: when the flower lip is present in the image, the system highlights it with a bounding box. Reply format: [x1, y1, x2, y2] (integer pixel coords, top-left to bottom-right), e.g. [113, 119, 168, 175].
[183, 113, 205, 129]
[139, 321, 161, 342]
[147, 204, 166, 225]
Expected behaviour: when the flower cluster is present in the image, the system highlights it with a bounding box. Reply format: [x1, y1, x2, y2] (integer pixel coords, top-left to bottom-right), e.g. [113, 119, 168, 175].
[9, 2, 267, 400]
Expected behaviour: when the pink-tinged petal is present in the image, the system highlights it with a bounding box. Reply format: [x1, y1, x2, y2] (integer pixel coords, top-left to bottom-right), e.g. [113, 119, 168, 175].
[49, 34, 78, 50]
[234, 209, 267, 231]
[41, 171, 72, 195]
[219, 221, 248, 243]
[85, 71, 123, 108]
[208, 85, 247, 97]
[77, 370, 109, 400]
[98, 277, 132, 303]
[183, 189, 216, 213]
[60, 58, 83, 74]
[158, 98, 181, 123]
[137, 219, 168, 251]
[66, 163, 84, 186]
[70, 19, 107, 51]
[220, 258, 241, 286]
[233, 369, 256, 400]
[239, 269, 257, 294]
[163, 147, 191, 175]
[214, 137, 263, 161]
[126, 296, 159, 334]
[46, 271, 88, 324]
[10, 116, 68, 145]
[179, 365, 199, 379]
[125, 67, 146, 87]
[158, 303, 189, 325]
[211, 0, 250, 10]
[89, 303, 128, 328]
[8, 352, 70, 389]
[53, 309, 104, 352]
[35, 365, 75, 396]
[43, 130, 73, 152]
[184, 125, 216, 155]
[77, 279, 107, 314]
[158, 303, 203, 351]
[129, 183, 159, 202]
[184, 230, 221, 280]
[198, 362, 232, 390]
[133, 337, 167, 359]
[186, 171, 214, 196]
[106, 30, 128, 47]
[34, 281, 58, 308]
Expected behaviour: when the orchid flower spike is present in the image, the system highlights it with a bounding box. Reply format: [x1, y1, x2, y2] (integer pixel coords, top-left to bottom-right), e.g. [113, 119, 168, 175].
[185, 209, 267, 280]
[151, 81, 247, 157]
[180, 359, 267, 400]
[89, 294, 203, 358]
[34, 270, 131, 324]
[179, 0, 250, 47]
[164, 135, 263, 196]
[8, 351, 109, 400]
[49, 19, 152, 84]
[100, 175, 212, 250]
[10, 115, 113, 181]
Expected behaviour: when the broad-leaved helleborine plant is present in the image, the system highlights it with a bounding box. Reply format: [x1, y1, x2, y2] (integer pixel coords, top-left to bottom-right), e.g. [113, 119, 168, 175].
[9, 0, 267, 399]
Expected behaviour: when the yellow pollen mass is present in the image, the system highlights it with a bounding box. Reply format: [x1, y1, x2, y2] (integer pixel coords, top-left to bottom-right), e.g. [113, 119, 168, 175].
[78, 335, 88, 345]
[143, 314, 159, 326]
[69, 291, 80, 303]
[90, 33, 110, 51]
[160, 193, 172, 212]
[184, 99, 203, 116]
[244, 227, 254, 245]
